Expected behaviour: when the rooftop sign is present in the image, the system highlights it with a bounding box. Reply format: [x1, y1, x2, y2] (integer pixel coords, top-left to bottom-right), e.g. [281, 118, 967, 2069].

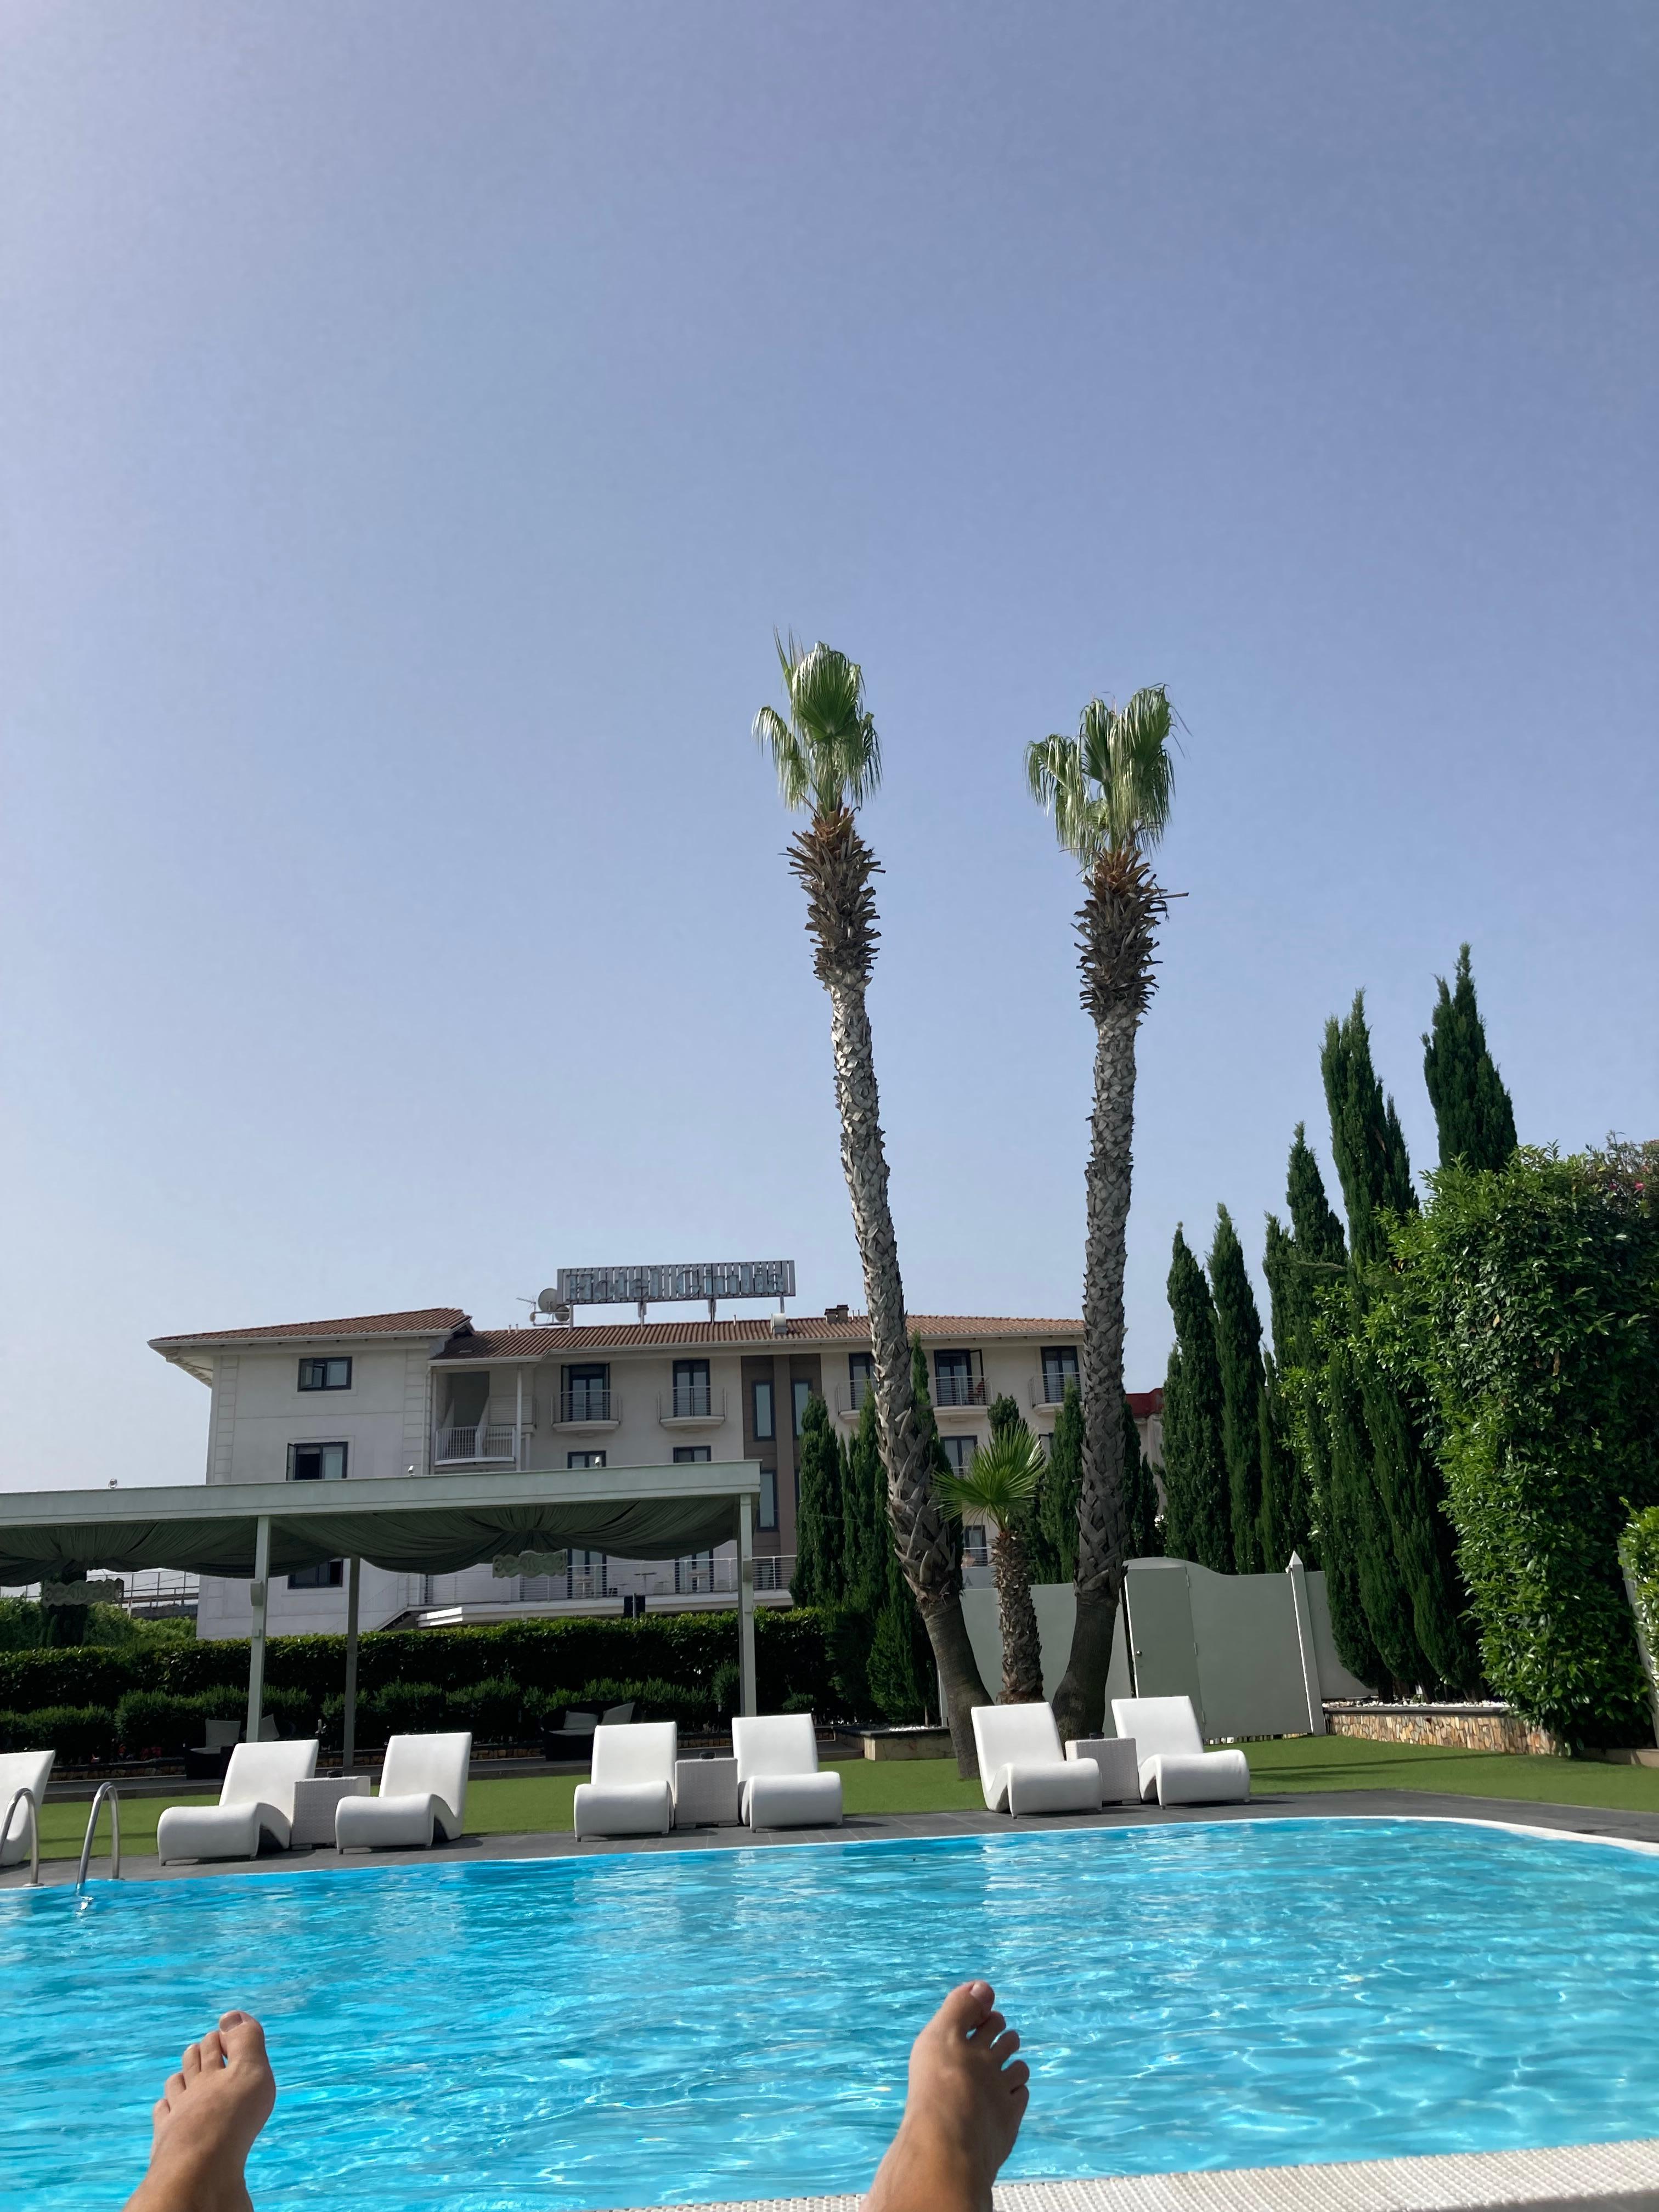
[549, 1262, 795, 1308]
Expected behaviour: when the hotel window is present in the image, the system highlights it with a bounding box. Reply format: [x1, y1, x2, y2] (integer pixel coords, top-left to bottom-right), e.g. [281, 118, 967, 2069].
[1041, 1346, 1079, 1402]
[673, 1445, 712, 1463]
[287, 1442, 347, 1482]
[961, 1525, 989, 1568]
[672, 1359, 711, 1417]
[941, 1435, 979, 1475]
[848, 1351, 873, 1410]
[752, 1379, 775, 1441]
[288, 1560, 344, 1589]
[298, 1357, 352, 1392]
[759, 1468, 778, 1530]
[562, 1364, 611, 1421]
[567, 1449, 607, 1469]
[933, 1349, 984, 1408]
[792, 1379, 812, 1437]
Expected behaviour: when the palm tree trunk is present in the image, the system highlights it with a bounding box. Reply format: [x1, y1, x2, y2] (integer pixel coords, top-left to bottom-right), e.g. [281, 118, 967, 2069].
[826, 975, 992, 1771]
[1051, 1004, 1136, 1740]
[992, 1525, 1044, 1705]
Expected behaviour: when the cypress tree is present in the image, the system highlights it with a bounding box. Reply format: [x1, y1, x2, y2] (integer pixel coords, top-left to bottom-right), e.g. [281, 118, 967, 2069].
[790, 1393, 843, 1608]
[1423, 944, 1517, 1172]
[1321, 1001, 1477, 1692]
[1163, 1227, 1231, 1571]
[1322, 993, 1416, 1266]
[1124, 1397, 1163, 1558]
[1208, 1205, 1266, 1575]
[841, 1394, 887, 1612]
[989, 1393, 1023, 1441]
[1035, 1380, 1084, 1583]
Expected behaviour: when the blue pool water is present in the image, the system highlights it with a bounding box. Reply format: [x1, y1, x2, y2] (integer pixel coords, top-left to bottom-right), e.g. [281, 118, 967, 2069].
[4, 1819, 1659, 2209]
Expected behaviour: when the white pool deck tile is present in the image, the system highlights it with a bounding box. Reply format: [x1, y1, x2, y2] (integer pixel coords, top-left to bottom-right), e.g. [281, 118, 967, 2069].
[635, 2136, 1659, 2211]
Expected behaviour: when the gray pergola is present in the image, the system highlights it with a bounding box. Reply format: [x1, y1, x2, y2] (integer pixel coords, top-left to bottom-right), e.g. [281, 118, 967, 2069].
[0, 1461, 761, 1756]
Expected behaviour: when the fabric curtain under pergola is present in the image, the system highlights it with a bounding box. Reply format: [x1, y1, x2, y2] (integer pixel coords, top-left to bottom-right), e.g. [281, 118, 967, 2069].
[0, 1463, 762, 1753]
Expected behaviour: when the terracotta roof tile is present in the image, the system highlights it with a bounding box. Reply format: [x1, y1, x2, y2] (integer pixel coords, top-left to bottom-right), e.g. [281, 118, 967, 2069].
[152, 1307, 470, 1351]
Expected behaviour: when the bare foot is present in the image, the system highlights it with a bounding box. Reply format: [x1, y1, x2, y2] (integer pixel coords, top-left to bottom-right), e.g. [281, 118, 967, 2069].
[866, 1980, 1029, 2212]
[125, 2011, 276, 2212]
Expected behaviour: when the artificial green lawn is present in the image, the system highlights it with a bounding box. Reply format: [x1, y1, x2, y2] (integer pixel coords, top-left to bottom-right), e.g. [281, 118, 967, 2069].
[25, 1738, 1659, 1860]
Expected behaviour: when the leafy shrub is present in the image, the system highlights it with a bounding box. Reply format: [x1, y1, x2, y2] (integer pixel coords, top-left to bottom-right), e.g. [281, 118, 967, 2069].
[780, 1690, 816, 1715]
[1387, 1146, 1659, 1744]
[0, 1705, 118, 1763]
[442, 1677, 528, 1743]
[370, 1681, 446, 1736]
[710, 1662, 741, 1720]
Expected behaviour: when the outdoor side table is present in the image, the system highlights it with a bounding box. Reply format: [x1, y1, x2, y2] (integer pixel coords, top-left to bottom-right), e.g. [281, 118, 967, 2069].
[1065, 1736, 1141, 1805]
[673, 1757, 740, 1829]
[292, 1775, 370, 1848]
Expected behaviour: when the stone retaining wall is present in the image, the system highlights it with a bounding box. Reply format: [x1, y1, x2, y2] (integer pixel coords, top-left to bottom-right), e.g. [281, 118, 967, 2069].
[1323, 1702, 1563, 1757]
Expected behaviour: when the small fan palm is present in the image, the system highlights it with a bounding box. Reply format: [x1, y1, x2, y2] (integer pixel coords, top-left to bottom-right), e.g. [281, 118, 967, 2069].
[754, 635, 991, 1765]
[1025, 685, 1178, 1741]
[935, 1430, 1047, 1706]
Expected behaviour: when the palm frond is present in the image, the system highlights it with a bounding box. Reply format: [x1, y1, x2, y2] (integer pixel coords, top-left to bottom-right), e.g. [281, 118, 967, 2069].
[754, 633, 882, 817]
[1025, 684, 1176, 868]
[934, 1429, 1046, 1523]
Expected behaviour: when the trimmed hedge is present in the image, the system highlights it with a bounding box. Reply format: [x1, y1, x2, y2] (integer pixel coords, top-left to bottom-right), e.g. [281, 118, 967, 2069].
[0, 1609, 852, 1759]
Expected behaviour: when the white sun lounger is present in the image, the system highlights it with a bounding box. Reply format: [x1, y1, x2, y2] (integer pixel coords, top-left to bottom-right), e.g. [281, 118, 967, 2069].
[0, 1750, 55, 1865]
[972, 1702, 1101, 1815]
[573, 1721, 678, 1838]
[1111, 1695, 1250, 1805]
[157, 1740, 319, 1863]
[335, 1731, 471, 1852]
[731, 1713, 842, 1829]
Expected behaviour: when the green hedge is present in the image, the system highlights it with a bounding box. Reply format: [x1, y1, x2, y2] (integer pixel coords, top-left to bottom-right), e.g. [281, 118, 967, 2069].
[0, 1609, 851, 1756]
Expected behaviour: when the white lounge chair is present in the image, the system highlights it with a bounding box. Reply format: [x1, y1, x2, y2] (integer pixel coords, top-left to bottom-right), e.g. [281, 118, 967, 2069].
[573, 1721, 677, 1839]
[1111, 1695, 1250, 1805]
[0, 1750, 54, 1866]
[972, 1702, 1101, 1815]
[157, 1740, 319, 1863]
[335, 1731, 471, 1852]
[731, 1713, 843, 1829]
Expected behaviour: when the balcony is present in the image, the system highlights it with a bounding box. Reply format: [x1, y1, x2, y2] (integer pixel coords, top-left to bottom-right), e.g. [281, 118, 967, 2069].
[658, 1386, 727, 1429]
[556, 1389, 621, 1430]
[1029, 1372, 1079, 1408]
[832, 1381, 874, 1421]
[434, 1421, 523, 1467]
[932, 1373, 988, 1410]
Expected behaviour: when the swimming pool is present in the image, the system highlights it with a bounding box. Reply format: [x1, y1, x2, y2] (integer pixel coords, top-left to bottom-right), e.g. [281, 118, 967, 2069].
[4, 1818, 1658, 2209]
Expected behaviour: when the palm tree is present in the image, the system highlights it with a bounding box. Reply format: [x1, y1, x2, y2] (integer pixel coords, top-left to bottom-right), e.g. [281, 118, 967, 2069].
[755, 636, 992, 1768]
[935, 1430, 1047, 1705]
[1025, 686, 1176, 1740]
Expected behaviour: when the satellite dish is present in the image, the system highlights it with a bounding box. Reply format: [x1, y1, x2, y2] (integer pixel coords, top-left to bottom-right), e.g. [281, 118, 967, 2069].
[537, 1289, 560, 1312]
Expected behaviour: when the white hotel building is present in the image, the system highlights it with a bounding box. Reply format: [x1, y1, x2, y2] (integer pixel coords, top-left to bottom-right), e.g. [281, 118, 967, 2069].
[151, 1303, 1164, 1640]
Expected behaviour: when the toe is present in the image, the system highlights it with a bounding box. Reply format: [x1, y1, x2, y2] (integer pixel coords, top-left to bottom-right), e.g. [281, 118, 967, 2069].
[935, 1982, 996, 2036]
[181, 2044, 202, 2083]
[988, 2028, 1022, 2063]
[1004, 2058, 1031, 2091]
[967, 2009, 1006, 2044]
[222, 2013, 269, 2074]
[198, 2030, 225, 2070]
[165, 2072, 187, 2106]
[151, 2096, 170, 2141]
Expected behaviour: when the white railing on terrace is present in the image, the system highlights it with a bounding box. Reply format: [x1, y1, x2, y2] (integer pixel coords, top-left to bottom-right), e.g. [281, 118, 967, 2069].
[933, 1373, 987, 1408]
[1029, 1372, 1079, 1407]
[832, 1382, 873, 1418]
[435, 1422, 522, 1466]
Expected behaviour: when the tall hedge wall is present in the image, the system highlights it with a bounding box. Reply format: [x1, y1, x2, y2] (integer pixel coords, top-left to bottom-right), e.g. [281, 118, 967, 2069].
[0, 1608, 842, 1724]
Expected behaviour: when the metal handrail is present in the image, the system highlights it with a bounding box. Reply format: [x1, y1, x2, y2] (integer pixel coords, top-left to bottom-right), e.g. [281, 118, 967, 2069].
[1, 1786, 40, 1886]
[75, 1782, 122, 1891]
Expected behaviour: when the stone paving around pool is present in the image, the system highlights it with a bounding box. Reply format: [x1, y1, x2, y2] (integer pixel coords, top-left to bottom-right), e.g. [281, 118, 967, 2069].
[13, 1786, 1659, 1887]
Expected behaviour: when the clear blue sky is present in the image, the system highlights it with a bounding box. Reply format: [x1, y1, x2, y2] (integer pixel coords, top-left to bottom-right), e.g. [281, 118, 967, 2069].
[2, 3, 1654, 1489]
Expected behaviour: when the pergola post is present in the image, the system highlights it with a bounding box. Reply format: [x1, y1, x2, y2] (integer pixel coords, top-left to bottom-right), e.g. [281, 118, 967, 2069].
[246, 1513, 271, 1744]
[737, 1492, 757, 1717]
[342, 1555, 362, 1770]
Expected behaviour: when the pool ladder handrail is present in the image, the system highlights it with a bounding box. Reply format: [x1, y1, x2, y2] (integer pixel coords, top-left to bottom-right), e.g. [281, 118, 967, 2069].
[76, 1782, 122, 1892]
[1, 1785, 41, 1887]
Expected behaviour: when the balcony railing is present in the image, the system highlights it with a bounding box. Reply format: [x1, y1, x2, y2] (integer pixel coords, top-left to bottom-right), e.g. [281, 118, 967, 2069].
[435, 1421, 522, 1466]
[658, 1386, 727, 1424]
[933, 1373, 987, 1408]
[1029, 1372, 1079, 1407]
[558, 1390, 619, 1426]
[832, 1381, 874, 1418]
